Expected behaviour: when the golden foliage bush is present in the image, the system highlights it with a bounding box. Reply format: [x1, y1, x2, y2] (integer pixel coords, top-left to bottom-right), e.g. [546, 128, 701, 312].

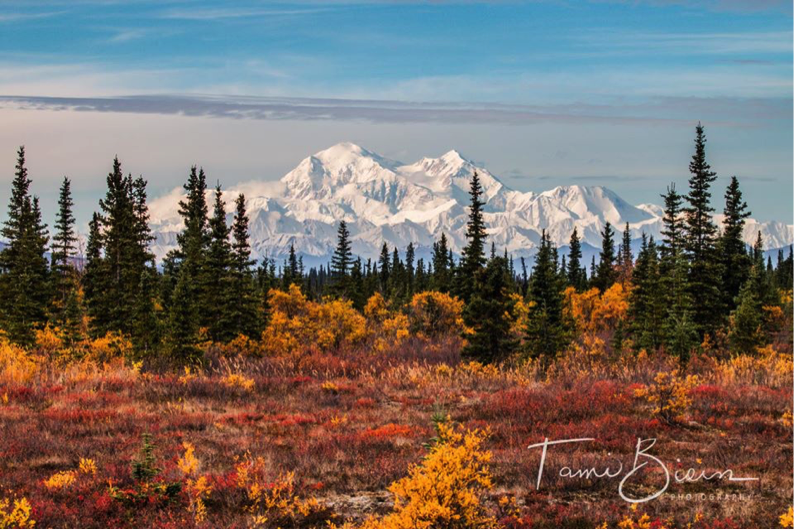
[406, 291, 469, 339]
[235, 455, 323, 528]
[366, 422, 495, 529]
[714, 345, 793, 388]
[221, 373, 255, 392]
[0, 496, 34, 529]
[780, 506, 793, 529]
[566, 284, 629, 333]
[365, 293, 410, 353]
[261, 285, 368, 356]
[0, 334, 36, 385]
[635, 370, 698, 424]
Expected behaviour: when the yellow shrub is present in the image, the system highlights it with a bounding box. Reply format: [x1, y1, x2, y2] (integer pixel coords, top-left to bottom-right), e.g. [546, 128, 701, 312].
[0, 336, 36, 385]
[635, 370, 698, 424]
[221, 373, 255, 392]
[0, 496, 34, 529]
[566, 284, 629, 333]
[86, 332, 133, 364]
[235, 455, 323, 528]
[716, 345, 793, 387]
[35, 325, 63, 356]
[407, 291, 469, 338]
[780, 506, 793, 529]
[45, 470, 77, 490]
[178, 442, 199, 476]
[458, 361, 499, 379]
[261, 285, 368, 356]
[365, 294, 410, 354]
[366, 422, 495, 529]
[78, 458, 97, 476]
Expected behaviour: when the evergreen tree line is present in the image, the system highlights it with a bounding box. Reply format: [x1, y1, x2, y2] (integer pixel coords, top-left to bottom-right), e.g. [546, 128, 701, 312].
[1, 125, 792, 364]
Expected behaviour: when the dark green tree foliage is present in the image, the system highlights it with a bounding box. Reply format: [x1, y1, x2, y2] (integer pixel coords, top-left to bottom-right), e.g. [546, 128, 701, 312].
[431, 233, 453, 292]
[132, 269, 160, 355]
[87, 157, 153, 337]
[61, 287, 84, 346]
[83, 213, 105, 327]
[204, 185, 234, 342]
[718, 176, 751, 310]
[729, 264, 765, 355]
[593, 222, 617, 292]
[378, 242, 390, 293]
[462, 256, 517, 364]
[0, 147, 50, 345]
[282, 243, 303, 289]
[51, 177, 77, 303]
[228, 194, 259, 338]
[405, 242, 415, 295]
[628, 235, 664, 352]
[566, 227, 587, 291]
[525, 231, 567, 361]
[776, 246, 793, 291]
[618, 222, 633, 284]
[164, 167, 209, 325]
[683, 124, 722, 336]
[330, 220, 353, 298]
[456, 171, 487, 303]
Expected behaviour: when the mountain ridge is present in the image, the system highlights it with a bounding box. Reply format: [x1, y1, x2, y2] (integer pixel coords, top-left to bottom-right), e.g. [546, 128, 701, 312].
[148, 142, 793, 265]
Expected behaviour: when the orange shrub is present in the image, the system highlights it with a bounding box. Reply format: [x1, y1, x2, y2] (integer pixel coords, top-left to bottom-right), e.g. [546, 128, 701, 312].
[406, 291, 469, 339]
[261, 285, 368, 355]
[0, 334, 36, 385]
[566, 284, 629, 333]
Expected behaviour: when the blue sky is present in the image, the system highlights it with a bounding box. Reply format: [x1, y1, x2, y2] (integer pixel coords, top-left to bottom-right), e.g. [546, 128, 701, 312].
[0, 0, 791, 226]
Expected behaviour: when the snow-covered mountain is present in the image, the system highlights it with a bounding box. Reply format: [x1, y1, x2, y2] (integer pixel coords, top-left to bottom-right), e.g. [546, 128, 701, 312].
[148, 142, 794, 266]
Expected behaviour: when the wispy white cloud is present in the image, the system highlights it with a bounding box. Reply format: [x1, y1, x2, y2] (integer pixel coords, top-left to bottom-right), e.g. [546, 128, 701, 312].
[157, 6, 330, 20]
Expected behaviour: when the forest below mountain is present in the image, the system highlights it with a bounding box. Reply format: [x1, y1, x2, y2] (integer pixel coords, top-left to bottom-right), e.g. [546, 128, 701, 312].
[0, 125, 791, 529]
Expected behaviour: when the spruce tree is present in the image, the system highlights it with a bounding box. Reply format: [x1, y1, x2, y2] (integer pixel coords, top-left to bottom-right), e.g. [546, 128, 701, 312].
[330, 220, 353, 298]
[168, 268, 200, 362]
[566, 227, 586, 291]
[456, 171, 487, 303]
[51, 177, 77, 303]
[617, 222, 633, 284]
[378, 242, 391, 293]
[205, 185, 234, 342]
[228, 194, 259, 338]
[718, 176, 751, 310]
[729, 265, 765, 355]
[683, 123, 722, 336]
[431, 233, 452, 292]
[628, 235, 664, 352]
[88, 157, 151, 337]
[525, 231, 568, 362]
[593, 222, 617, 292]
[0, 147, 50, 344]
[462, 256, 517, 364]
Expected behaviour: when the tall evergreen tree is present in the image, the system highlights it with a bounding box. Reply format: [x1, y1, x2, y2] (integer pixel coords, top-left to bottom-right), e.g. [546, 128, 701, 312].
[462, 256, 517, 364]
[0, 147, 50, 344]
[456, 171, 487, 303]
[683, 123, 722, 335]
[205, 184, 235, 342]
[51, 176, 77, 283]
[87, 157, 151, 336]
[228, 194, 259, 338]
[525, 231, 568, 362]
[431, 233, 452, 292]
[132, 269, 160, 355]
[718, 176, 752, 311]
[593, 222, 617, 292]
[628, 235, 664, 352]
[378, 242, 391, 293]
[330, 220, 353, 298]
[566, 227, 586, 291]
[617, 222, 633, 285]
